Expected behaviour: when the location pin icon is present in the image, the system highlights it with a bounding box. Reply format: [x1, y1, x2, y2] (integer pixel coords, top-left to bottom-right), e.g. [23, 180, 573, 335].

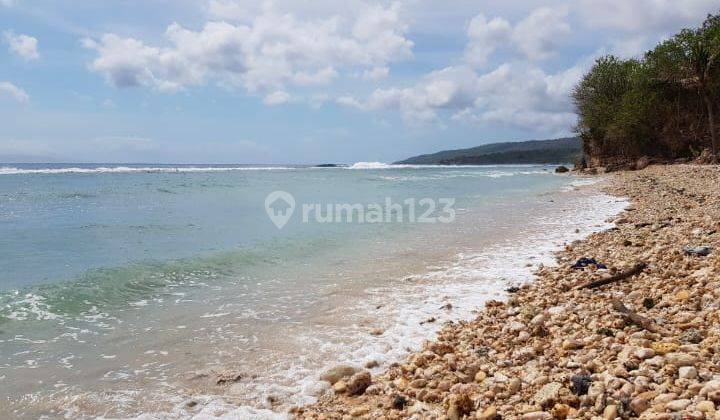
[265, 191, 296, 229]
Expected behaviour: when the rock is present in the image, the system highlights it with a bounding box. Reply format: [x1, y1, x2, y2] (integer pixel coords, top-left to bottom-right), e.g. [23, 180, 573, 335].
[635, 156, 651, 170]
[332, 380, 347, 393]
[534, 382, 563, 408]
[570, 374, 592, 396]
[522, 412, 552, 420]
[508, 377, 522, 393]
[477, 406, 499, 420]
[666, 352, 697, 367]
[447, 393, 473, 420]
[665, 399, 691, 411]
[370, 328, 384, 336]
[675, 290, 690, 300]
[364, 360, 379, 369]
[551, 403, 570, 419]
[475, 371, 487, 382]
[630, 397, 650, 415]
[696, 401, 715, 413]
[320, 365, 357, 384]
[349, 406, 369, 416]
[678, 366, 698, 379]
[555, 166, 569, 173]
[602, 404, 618, 419]
[346, 371, 371, 395]
[634, 348, 655, 360]
[392, 395, 407, 410]
[651, 342, 679, 355]
[681, 329, 703, 344]
[683, 246, 712, 256]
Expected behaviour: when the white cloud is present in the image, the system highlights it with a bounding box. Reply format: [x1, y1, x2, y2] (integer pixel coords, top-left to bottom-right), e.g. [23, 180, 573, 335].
[464, 14, 511, 67]
[577, 0, 718, 32]
[464, 7, 570, 67]
[83, 3, 412, 97]
[511, 7, 570, 61]
[3, 31, 40, 61]
[0, 81, 29, 103]
[0, 0, 15, 6]
[263, 91, 291, 106]
[339, 60, 584, 132]
[362, 66, 389, 81]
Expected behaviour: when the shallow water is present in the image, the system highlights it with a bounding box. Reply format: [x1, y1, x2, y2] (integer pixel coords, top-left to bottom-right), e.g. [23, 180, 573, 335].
[0, 163, 625, 418]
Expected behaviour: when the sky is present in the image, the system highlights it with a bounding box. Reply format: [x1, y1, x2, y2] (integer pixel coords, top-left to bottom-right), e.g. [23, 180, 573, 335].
[1, 0, 718, 164]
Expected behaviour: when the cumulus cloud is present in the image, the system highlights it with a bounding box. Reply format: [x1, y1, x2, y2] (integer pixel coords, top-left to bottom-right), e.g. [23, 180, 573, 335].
[512, 7, 570, 61]
[464, 14, 512, 67]
[0, 81, 30, 103]
[3, 31, 39, 61]
[463, 7, 570, 67]
[83, 3, 412, 95]
[339, 58, 588, 131]
[577, 0, 718, 32]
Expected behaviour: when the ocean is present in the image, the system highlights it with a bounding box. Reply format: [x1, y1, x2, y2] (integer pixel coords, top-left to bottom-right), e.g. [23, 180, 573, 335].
[0, 163, 626, 418]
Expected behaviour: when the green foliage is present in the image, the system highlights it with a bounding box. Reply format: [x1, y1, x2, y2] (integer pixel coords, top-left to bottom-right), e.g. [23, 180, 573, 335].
[574, 11, 720, 162]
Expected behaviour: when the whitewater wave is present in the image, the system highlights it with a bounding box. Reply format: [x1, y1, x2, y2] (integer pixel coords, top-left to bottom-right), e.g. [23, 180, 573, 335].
[0, 166, 296, 175]
[347, 161, 548, 170]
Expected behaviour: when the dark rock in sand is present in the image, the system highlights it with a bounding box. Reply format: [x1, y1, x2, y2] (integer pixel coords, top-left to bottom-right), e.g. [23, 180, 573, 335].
[392, 395, 408, 410]
[570, 374, 592, 396]
[684, 245, 712, 256]
[555, 165, 569, 173]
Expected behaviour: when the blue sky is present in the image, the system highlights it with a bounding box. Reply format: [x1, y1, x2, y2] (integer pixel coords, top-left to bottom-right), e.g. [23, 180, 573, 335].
[1, 0, 717, 164]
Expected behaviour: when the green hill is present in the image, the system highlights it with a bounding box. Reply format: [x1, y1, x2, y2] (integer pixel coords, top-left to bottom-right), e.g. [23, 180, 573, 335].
[395, 137, 581, 165]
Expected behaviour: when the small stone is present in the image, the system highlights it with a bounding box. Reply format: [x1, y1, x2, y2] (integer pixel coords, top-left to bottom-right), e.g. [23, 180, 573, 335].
[634, 348, 655, 360]
[629, 397, 650, 415]
[675, 290, 690, 300]
[678, 366, 698, 379]
[320, 365, 357, 384]
[477, 405, 499, 420]
[346, 371, 371, 395]
[651, 342, 679, 355]
[551, 403, 570, 419]
[642, 297, 656, 309]
[332, 380, 347, 393]
[681, 329, 703, 344]
[350, 406, 369, 417]
[603, 404, 618, 419]
[447, 393, 473, 420]
[562, 339, 583, 350]
[522, 412, 552, 420]
[696, 401, 715, 413]
[475, 371, 487, 383]
[370, 328, 384, 336]
[570, 374, 592, 396]
[392, 395, 407, 410]
[508, 377, 522, 393]
[533, 382, 563, 408]
[666, 352, 697, 367]
[364, 360, 379, 369]
[665, 399, 691, 411]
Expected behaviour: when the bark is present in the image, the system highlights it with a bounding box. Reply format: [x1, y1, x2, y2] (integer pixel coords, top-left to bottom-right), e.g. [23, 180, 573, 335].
[578, 263, 647, 289]
[703, 91, 719, 164]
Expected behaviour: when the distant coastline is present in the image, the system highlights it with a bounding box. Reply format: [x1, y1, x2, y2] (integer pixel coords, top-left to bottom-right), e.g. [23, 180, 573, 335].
[395, 137, 581, 165]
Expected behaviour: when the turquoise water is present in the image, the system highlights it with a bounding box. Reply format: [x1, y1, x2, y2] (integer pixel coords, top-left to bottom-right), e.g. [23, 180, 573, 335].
[0, 163, 621, 418]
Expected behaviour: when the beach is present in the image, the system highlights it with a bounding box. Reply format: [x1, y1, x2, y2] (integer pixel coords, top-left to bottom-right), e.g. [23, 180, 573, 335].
[0, 164, 623, 418]
[296, 164, 720, 419]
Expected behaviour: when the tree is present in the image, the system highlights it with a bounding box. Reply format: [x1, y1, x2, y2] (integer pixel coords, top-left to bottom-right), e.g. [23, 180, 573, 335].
[646, 14, 720, 163]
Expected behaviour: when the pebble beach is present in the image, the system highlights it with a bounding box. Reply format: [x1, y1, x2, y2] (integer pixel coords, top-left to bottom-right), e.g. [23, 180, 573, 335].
[295, 164, 720, 419]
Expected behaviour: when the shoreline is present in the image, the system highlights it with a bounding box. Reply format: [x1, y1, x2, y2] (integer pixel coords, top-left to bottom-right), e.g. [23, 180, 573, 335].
[296, 164, 720, 419]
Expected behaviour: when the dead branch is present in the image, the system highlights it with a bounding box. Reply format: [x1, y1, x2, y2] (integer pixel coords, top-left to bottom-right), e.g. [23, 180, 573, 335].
[578, 263, 647, 289]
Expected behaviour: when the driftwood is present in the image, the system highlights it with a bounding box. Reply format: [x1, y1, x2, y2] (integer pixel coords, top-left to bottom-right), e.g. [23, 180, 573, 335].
[611, 299, 659, 333]
[578, 263, 647, 289]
